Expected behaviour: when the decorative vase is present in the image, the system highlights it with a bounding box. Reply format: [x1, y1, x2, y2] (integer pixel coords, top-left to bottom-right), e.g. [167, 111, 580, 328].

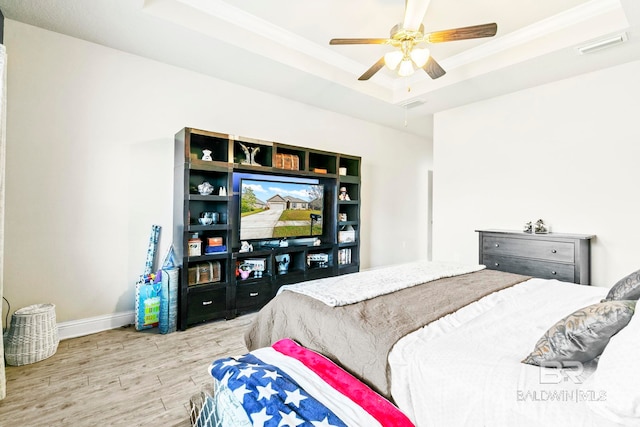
[197, 181, 214, 195]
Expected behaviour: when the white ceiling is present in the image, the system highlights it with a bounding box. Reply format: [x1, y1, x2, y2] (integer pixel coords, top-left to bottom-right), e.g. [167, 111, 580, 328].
[0, 0, 639, 138]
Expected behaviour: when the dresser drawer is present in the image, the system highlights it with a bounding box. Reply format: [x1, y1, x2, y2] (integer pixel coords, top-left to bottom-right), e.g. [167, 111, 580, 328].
[483, 255, 575, 282]
[482, 236, 574, 263]
[236, 282, 271, 312]
[187, 287, 227, 324]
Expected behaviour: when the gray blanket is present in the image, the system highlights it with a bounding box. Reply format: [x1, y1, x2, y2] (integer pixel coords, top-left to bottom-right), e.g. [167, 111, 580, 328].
[245, 269, 530, 399]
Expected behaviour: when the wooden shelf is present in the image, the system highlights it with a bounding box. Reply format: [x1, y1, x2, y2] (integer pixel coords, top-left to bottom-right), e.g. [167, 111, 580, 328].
[174, 127, 361, 329]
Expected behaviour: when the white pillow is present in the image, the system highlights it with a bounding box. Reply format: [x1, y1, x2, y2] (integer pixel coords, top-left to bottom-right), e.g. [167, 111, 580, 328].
[585, 309, 640, 425]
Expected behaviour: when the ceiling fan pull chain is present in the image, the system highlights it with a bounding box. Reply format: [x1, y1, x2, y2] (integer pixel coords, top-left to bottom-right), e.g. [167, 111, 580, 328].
[404, 101, 408, 127]
[403, 78, 412, 127]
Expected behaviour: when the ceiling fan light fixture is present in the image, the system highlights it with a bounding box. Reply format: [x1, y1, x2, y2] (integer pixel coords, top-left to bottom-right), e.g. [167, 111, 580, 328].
[329, 3, 498, 81]
[384, 50, 403, 70]
[398, 59, 415, 77]
[410, 47, 430, 68]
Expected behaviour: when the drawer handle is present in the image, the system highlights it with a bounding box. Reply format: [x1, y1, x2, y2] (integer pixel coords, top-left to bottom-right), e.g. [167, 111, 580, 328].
[494, 262, 500, 267]
[551, 271, 557, 275]
[202, 300, 213, 305]
[551, 249, 557, 254]
[494, 243, 499, 248]
[249, 292, 259, 297]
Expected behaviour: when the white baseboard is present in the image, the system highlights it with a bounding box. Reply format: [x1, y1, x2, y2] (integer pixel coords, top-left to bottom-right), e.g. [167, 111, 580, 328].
[57, 311, 135, 340]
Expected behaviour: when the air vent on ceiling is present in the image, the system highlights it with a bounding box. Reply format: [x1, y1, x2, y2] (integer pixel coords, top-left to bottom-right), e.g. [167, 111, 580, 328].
[398, 99, 425, 109]
[576, 33, 627, 55]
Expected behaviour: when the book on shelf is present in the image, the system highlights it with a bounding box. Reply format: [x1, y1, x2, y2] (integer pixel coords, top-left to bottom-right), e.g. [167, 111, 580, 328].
[338, 248, 352, 265]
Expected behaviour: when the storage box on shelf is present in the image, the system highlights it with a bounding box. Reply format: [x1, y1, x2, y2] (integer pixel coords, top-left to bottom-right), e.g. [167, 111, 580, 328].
[188, 261, 221, 286]
[174, 127, 361, 329]
[273, 144, 306, 172]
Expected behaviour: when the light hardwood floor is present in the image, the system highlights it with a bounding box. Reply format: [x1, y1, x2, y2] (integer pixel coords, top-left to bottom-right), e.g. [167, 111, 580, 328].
[0, 313, 256, 426]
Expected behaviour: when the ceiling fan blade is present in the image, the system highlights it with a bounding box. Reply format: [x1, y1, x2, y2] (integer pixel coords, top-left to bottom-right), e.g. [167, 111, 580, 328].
[358, 57, 386, 81]
[330, 38, 389, 45]
[426, 23, 497, 43]
[403, 0, 431, 31]
[422, 56, 446, 79]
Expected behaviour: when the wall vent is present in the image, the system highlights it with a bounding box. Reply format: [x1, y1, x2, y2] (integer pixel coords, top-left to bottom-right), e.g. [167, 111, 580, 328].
[398, 99, 425, 109]
[576, 33, 627, 55]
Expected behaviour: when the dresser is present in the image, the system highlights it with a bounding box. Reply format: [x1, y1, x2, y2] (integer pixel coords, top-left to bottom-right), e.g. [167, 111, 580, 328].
[476, 229, 594, 285]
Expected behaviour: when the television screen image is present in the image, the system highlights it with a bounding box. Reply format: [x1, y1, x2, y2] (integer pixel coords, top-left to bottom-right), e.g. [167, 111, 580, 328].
[240, 178, 323, 240]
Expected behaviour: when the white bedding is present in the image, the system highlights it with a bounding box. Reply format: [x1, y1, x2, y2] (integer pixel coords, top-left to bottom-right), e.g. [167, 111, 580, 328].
[277, 260, 485, 306]
[389, 278, 627, 427]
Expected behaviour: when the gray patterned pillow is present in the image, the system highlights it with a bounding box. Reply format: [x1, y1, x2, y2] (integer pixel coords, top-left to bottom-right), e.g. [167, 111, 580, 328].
[604, 268, 640, 301]
[522, 300, 636, 367]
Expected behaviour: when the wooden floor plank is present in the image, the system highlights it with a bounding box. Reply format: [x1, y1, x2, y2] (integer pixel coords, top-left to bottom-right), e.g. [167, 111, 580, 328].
[0, 313, 256, 426]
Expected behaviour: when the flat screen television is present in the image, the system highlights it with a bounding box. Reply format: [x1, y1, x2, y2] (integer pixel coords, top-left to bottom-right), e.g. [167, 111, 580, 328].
[239, 177, 323, 241]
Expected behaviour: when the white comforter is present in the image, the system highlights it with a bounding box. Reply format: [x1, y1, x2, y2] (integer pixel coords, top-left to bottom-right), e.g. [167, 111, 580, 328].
[389, 278, 625, 427]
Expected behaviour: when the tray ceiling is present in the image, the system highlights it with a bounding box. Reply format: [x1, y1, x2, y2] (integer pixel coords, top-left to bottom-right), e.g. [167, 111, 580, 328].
[0, 0, 638, 138]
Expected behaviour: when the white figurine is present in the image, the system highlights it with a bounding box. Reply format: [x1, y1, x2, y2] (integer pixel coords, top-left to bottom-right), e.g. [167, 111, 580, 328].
[250, 146, 261, 166]
[338, 187, 350, 201]
[238, 143, 261, 166]
[239, 143, 251, 165]
[202, 149, 212, 161]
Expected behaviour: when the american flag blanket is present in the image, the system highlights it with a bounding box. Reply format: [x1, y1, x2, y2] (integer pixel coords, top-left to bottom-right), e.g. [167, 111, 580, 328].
[203, 338, 414, 427]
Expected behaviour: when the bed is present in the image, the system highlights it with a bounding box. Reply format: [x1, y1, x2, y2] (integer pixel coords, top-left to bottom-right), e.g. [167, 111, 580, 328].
[198, 260, 640, 426]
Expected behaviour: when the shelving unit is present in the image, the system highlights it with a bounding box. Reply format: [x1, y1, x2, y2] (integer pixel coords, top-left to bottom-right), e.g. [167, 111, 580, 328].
[337, 154, 361, 274]
[174, 127, 361, 329]
[174, 128, 234, 330]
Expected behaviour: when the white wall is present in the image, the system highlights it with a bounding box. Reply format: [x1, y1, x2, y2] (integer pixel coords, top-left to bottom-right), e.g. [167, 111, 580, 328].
[433, 59, 640, 287]
[2, 20, 432, 323]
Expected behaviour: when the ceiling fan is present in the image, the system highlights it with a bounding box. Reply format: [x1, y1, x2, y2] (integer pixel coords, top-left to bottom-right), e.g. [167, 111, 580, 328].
[329, 0, 497, 81]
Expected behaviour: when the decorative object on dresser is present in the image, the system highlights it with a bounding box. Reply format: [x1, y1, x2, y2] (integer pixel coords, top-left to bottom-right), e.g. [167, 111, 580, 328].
[533, 219, 549, 234]
[523, 219, 550, 233]
[476, 229, 594, 285]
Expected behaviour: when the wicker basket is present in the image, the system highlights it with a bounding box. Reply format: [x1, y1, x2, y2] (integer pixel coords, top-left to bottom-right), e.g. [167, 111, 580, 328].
[3, 303, 59, 366]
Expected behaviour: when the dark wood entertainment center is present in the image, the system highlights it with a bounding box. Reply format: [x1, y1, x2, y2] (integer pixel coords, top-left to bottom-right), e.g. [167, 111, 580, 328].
[173, 127, 361, 330]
